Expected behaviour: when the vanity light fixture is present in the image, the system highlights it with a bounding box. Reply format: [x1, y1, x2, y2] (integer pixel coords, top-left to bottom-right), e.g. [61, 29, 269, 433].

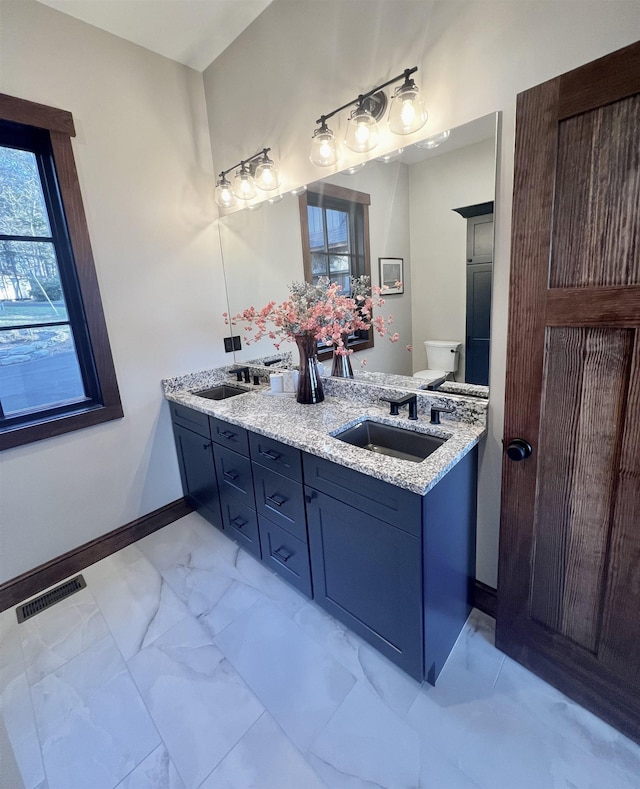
[310, 67, 427, 167]
[214, 148, 279, 207]
[289, 184, 307, 195]
[343, 162, 367, 175]
[376, 148, 404, 163]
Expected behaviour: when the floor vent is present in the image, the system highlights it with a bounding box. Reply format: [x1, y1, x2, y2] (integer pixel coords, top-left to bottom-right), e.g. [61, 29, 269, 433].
[16, 575, 87, 623]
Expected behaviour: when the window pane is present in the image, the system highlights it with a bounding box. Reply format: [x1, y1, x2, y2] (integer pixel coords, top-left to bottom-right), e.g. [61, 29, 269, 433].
[0, 240, 68, 322]
[0, 325, 87, 416]
[307, 205, 325, 251]
[312, 252, 329, 276]
[0, 147, 51, 237]
[329, 254, 350, 274]
[326, 209, 349, 252]
[329, 273, 351, 293]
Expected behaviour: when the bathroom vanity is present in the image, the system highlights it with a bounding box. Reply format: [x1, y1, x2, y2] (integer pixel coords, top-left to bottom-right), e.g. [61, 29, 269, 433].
[163, 370, 485, 684]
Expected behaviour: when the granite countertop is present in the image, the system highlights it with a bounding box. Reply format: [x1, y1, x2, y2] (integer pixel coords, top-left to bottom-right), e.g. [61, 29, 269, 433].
[164, 383, 486, 497]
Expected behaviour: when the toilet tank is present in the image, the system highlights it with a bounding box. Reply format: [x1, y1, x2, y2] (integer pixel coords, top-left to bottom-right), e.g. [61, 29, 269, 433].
[424, 340, 461, 373]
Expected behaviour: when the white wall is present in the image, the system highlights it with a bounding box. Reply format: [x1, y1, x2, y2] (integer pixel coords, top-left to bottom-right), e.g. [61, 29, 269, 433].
[410, 138, 496, 378]
[203, 0, 640, 586]
[0, 0, 226, 583]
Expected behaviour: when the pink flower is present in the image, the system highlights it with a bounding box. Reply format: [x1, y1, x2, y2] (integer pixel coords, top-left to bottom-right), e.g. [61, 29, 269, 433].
[406, 345, 413, 352]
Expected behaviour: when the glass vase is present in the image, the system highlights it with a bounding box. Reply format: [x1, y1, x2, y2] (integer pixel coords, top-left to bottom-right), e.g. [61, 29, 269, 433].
[331, 335, 354, 378]
[295, 333, 324, 404]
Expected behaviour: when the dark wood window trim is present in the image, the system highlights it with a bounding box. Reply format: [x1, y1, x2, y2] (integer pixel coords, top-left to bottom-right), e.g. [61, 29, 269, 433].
[0, 93, 122, 450]
[298, 182, 373, 361]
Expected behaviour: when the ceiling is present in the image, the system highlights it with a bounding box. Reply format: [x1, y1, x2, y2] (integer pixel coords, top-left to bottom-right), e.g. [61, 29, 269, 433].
[35, 0, 273, 72]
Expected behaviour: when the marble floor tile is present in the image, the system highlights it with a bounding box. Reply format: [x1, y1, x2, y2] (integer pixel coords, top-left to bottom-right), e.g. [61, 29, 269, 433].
[0, 607, 25, 693]
[215, 598, 356, 751]
[199, 712, 328, 789]
[84, 551, 189, 660]
[307, 680, 421, 789]
[493, 654, 640, 783]
[294, 601, 422, 718]
[116, 744, 185, 789]
[128, 616, 263, 789]
[30, 635, 160, 789]
[19, 586, 111, 686]
[0, 671, 46, 789]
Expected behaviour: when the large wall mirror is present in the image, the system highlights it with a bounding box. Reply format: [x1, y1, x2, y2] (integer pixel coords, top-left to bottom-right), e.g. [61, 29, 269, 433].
[219, 112, 498, 392]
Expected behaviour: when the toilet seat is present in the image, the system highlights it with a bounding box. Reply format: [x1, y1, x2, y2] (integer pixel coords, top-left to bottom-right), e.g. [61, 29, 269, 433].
[413, 369, 447, 381]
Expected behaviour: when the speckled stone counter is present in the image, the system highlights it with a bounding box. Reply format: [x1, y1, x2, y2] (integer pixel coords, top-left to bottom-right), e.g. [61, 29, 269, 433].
[162, 369, 486, 496]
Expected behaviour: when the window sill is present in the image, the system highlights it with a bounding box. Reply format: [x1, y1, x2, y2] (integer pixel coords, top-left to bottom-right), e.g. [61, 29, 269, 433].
[0, 402, 124, 451]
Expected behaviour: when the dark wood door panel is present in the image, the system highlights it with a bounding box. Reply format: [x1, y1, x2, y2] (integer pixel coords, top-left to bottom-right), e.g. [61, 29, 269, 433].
[498, 40, 640, 744]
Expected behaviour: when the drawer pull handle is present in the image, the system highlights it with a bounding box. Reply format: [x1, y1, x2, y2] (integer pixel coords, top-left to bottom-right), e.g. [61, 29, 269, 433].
[202, 442, 211, 450]
[273, 546, 293, 563]
[266, 493, 287, 508]
[224, 470, 239, 481]
[220, 430, 236, 439]
[260, 449, 281, 462]
[305, 491, 317, 504]
[231, 516, 247, 529]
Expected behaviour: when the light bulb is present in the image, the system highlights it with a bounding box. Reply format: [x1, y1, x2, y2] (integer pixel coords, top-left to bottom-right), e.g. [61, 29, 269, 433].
[310, 123, 339, 167]
[214, 176, 236, 208]
[254, 152, 279, 191]
[388, 80, 428, 135]
[344, 106, 379, 153]
[233, 166, 257, 200]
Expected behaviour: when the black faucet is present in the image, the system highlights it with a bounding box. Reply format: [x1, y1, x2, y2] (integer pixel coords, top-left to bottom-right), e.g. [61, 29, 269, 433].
[381, 393, 418, 420]
[231, 366, 250, 383]
[263, 358, 283, 367]
[420, 375, 447, 391]
[430, 404, 455, 424]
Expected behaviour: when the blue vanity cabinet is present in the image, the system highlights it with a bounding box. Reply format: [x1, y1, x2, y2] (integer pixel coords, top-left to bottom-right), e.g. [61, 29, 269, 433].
[304, 455, 424, 680]
[208, 417, 261, 559]
[304, 449, 478, 685]
[169, 403, 223, 531]
[250, 433, 312, 598]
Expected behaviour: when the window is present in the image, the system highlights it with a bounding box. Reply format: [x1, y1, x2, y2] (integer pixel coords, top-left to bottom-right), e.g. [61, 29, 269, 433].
[298, 183, 373, 359]
[0, 94, 122, 450]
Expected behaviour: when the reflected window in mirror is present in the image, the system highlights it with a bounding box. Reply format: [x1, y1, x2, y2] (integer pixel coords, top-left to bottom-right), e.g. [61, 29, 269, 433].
[298, 183, 373, 359]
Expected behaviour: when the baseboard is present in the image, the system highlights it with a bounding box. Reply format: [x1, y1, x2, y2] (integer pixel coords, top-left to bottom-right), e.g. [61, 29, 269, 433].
[0, 498, 192, 613]
[472, 579, 497, 619]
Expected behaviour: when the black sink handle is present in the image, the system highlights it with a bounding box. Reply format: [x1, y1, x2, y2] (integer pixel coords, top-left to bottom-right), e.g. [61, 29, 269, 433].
[380, 394, 418, 420]
[430, 404, 455, 425]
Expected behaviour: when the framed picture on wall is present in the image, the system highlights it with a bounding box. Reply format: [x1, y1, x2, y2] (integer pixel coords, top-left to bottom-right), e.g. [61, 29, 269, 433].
[379, 257, 404, 294]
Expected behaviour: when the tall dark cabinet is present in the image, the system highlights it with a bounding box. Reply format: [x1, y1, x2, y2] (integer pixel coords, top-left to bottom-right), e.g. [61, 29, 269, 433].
[453, 202, 494, 386]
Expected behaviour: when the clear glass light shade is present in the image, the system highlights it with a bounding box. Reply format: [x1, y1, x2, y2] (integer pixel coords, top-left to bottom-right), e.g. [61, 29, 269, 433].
[254, 156, 279, 191]
[388, 82, 428, 135]
[233, 168, 257, 200]
[344, 107, 379, 153]
[215, 177, 236, 208]
[310, 125, 340, 167]
[415, 129, 450, 149]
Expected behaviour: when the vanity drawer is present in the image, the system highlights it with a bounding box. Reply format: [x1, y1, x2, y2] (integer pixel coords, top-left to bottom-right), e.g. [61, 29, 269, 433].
[220, 495, 261, 560]
[169, 402, 210, 439]
[258, 515, 311, 598]
[214, 445, 255, 507]
[249, 433, 302, 482]
[302, 454, 422, 536]
[252, 463, 307, 542]
[210, 417, 250, 456]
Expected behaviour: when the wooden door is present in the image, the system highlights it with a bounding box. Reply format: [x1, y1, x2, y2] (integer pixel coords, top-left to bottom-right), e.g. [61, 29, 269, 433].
[497, 41, 640, 743]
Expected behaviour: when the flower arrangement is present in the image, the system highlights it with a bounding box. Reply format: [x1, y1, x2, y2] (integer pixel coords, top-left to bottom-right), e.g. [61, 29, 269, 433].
[225, 276, 399, 355]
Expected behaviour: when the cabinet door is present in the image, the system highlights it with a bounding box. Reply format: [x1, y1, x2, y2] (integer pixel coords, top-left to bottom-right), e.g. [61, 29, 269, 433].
[306, 489, 423, 680]
[173, 424, 222, 530]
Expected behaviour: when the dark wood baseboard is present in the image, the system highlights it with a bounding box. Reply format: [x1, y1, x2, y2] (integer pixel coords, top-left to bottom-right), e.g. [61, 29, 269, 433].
[0, 498, 192, 613]
[472, 579, 497, 619]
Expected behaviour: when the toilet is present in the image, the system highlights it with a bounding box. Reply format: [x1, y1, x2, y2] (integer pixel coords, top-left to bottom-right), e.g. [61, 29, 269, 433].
[413, 340, 461, 383]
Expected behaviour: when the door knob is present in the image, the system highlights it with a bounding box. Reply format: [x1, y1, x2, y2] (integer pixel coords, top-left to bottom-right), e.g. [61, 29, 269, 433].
[506, 438, 532, 461]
